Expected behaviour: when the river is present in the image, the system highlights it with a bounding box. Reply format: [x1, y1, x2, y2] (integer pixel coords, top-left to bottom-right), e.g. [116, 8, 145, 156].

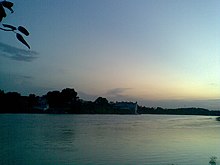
[0, 114, 219, 165]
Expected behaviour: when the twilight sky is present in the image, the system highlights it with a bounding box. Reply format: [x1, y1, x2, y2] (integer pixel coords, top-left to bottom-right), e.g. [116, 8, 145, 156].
[0, 0, 220, 109]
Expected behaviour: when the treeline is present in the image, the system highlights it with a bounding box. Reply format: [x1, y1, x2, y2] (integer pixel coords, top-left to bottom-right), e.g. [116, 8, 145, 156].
[0, 88, 220, 116]
[0, 88, 130, 114]
[138, 106, 220, 116]
[0, 88, 112, 114]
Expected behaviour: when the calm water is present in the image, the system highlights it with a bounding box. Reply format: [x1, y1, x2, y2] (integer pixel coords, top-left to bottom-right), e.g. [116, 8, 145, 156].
[0, 114, 219, 165]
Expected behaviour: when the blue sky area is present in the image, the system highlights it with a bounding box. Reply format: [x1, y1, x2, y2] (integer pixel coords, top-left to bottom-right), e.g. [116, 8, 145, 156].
[0, 0, 220, 109]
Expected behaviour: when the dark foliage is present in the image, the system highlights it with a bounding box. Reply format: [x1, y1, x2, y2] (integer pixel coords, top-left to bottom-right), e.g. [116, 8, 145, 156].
[0, 3, 6, 21]
[2, 23, 16, 30]
[45, 90, 62, 108]
[16, 33, 30, 49]
[44, 88, 80, 114]
[18, 26, 29, 36]
[1, 0, 13, 13]
[0, 1, 30, 49]
[95, 97, 108, 106]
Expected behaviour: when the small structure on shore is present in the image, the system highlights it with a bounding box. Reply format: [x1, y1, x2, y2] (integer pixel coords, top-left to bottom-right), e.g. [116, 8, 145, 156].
[113, 101, 138, 114]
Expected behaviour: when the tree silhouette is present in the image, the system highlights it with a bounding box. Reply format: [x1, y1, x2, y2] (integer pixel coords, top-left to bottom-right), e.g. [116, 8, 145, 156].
[95, 97, 109, 106]
[61, 88, 78, 103]
[0, 0, 30, 49]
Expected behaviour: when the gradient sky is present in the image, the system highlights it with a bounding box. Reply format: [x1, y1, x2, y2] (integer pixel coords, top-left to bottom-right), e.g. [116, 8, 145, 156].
[0, 0, 220, 109]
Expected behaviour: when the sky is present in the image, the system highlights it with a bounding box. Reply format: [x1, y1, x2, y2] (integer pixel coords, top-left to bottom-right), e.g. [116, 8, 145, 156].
[0, 0, 220, 109]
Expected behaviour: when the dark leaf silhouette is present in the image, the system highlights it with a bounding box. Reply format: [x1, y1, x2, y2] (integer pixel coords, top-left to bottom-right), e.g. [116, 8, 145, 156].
[2, 23, 16, 30]
[1, 1, 13, 13]
[0, 4, 6, 22]
[18, 26, 29, 36]
[16, 33, 30, 49]
[0, 1, 31, 49]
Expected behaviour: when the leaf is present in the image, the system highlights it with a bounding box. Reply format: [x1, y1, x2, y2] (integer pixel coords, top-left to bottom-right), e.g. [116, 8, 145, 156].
[2, 23, 16, 30]
[18, 26, 29, 36]
[1, 1, 14, 13]
[16, 33, 30, 49]
[0, 4, 6, 22]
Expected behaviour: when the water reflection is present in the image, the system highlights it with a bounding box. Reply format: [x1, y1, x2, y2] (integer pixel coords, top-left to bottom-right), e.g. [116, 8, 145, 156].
[0, 114, 219, 165]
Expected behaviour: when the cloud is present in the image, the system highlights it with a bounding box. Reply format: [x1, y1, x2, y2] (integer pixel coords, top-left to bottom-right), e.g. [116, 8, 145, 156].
[104, 88, 137, 102]
[0, 72, 33, 85]
[0, 42, 38, 62]
[105, 88, 131, 97]
[78, 89, 134, 102]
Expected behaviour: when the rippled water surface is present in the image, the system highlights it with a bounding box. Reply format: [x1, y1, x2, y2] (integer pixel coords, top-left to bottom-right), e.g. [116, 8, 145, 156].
[0, 114, 220, 165]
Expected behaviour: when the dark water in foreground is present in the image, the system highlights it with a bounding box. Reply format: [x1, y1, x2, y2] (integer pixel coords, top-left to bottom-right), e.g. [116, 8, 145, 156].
[0, 114, 219, 165]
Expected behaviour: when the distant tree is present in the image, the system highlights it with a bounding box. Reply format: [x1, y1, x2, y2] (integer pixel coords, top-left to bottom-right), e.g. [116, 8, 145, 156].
[28, 94, 38, 108]
[61, 88, 78, 103]
[61, 88, 81, 113]
[4, 92, 22, 112]
[93, 97, 113, 114]
[45, 88, 79, 108]
[95, 97, 109, 106]
[0, 1, 30, 49]
[45, 91, 61, 108]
